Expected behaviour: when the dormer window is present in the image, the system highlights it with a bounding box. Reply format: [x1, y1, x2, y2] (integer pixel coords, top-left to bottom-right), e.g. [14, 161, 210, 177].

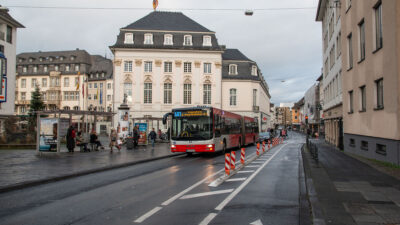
[96, 73, 99, 78]
[203, 36, 212, 46]
[60, 56, 64, 61]
[101, 72, 105, 77]
[65, 65, 70, 72]
[29, 58, 33, 62]
[18, 58, 23, 63]
[124, 33, 134, 44]
[39, 57, 43, 62]
[144, 33, 153, 45]
[229, 64, 238, 75]
[49, 57, 53, 62]
[22, 66, 27, 73]
[164, 34, 173, 45]
[70, 56, 75, 61]
[183, 35, 192, 46]
[251, 65, 257, 76]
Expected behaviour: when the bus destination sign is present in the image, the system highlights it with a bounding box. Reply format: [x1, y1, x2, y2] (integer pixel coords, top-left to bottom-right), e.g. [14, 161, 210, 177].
[174, 110, 208, 117]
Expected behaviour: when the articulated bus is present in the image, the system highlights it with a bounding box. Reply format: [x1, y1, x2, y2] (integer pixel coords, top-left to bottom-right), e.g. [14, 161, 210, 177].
[163, 106, 258, 154]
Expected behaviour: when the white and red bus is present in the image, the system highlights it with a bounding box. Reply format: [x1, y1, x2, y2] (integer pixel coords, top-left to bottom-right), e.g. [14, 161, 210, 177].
[163, 106, 258, 154]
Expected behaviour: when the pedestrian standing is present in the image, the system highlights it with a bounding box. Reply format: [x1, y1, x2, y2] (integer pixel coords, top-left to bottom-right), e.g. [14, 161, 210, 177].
[110, 129, 118, 152]
[133, 126, 139, 148]
[66, 125, 76, 153]
[148, 128, 157, 148]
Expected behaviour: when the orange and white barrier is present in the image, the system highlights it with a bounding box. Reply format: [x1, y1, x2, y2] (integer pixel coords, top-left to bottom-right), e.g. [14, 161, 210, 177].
[262, 141, 266, 153]
[268, 140, 271, 150]
[256, 143, 260, 156]
[225, 153, 231, 175]
[241, 148, 245, 165]
[230, 151, 236, 170]
[281, 137, 283, 144]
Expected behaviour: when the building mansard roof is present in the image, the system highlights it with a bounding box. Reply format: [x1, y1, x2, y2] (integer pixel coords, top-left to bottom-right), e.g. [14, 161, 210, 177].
[110, 11, 223, 51]
[0, 7, 24, 28]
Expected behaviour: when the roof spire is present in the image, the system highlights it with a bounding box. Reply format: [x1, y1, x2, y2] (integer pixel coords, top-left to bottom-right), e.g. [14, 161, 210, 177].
[153, 0, 158, 11]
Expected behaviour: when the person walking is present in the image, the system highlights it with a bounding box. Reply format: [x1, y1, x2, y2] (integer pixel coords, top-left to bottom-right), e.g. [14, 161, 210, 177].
[110, 129, 118, 152]
[133, 126, 139, 148]
[66, 125, 76, 153]
[148, 128, 157, 148]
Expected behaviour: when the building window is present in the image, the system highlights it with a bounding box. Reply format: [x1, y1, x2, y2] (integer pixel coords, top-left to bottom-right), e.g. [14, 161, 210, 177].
[89, 83, 92, 88]
[229, 64, 237, 75]
[346, 0, 352, 11]
[63, 106, 70, 110]
[253, 89, 257, 106]
[183, 35, 192, 46]
[349, 90, 354, 113]
[203, 84, 211, 105]
[203, 35, 212, 46]
[75, 65, 80, 71]
[60, 56, 64, 61]
[144, 33, 153, 45]
[21, 92, 26, 100]
[65, 65, 70, 72]
[360, 85, 366, 112]
[49, 57, 53, 62]
[6, 25, 12, 43]
[124, 82, 132, 102]
[55, 65, 59, 71]
[184, 62, 192, 73]
[44, 66, 48, 72]
[42, 78, 47, 87]
[124, 33, 134, 44]
[42, 92, 46, 101]
[204, 63, 211, 74]
[164, 62, 172, 73]
[183, 84, 192, 104]
[337, 32, 342, 57]
[361, 141, 368, 151]
[64, 78, 69, 87]
[347, 33, 353, 69]
[359, 19, 365, 61]
[164, 34, 173, 45]
[20, 106, 26, 114]
[88, 94, 92, 100]
[33, 66, 37, 73]
[144, 61, 152, 72]
[107, 95, 111, 101]
[124, 61, 133, 72]
[330, 44, 335, 69]
[70, 56, 75, 61]
[164, 83, 172, 104]
[374, 2, 383, 50]
[251, 65, 257, 76]
[94, 83, 97, 88]
[73, 106, 79, 111]
[376, 144, 386, 156]
[107, 83, 111, 89]
[144, 83, 152, 104]
[230, 88, 237, 106]
[376, 78, 384, 109]
[349, 138, 355, 147]
[31, 78, 37, 88]
[23, 67, 27, 73]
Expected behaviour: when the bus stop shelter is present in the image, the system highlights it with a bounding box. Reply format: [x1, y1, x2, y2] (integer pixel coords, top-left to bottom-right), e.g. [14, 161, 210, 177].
[36, 110, 114, 154]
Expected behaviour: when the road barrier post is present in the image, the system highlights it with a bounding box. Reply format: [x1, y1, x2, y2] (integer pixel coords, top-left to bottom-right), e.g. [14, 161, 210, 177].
[256, 142, 260, 156]
[241, 148, 245, 165]
[230, 151, 236, 170]
[268, 139, 271, 150]
[225, 153, 231, 176]
[262, 141, 265, 153]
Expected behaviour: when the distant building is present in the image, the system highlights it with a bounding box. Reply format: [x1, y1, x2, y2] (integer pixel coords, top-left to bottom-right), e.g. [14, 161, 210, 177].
[276, 107, 291, 127]
[341, 0, 400, 165]
[0, 6, 24, 131]
[304, 84, 319, 135]
[110, 11, 271, 131]
[316, 0, 343, 148]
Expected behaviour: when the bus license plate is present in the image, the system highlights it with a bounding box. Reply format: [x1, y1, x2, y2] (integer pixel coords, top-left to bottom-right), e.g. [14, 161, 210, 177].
[187, 149, 195, 153]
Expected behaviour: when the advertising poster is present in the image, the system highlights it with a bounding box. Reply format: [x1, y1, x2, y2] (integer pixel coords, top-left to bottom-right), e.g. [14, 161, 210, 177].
[134, 123, 148, 145]
[119, 110, 129, 138]
[39, 118, 58, 151]
[58, 118, 70, 138]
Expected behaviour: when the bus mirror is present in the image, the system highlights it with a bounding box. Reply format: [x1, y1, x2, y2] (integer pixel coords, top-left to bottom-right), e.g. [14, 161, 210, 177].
[163, 113, 171, 125]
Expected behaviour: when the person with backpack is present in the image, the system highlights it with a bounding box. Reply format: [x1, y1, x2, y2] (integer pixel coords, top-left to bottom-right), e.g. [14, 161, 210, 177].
[148, 128, 157, 148]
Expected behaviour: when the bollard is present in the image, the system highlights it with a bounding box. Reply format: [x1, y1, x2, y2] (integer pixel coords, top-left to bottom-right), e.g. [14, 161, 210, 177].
[230, 151, 236, 170]
[241, 148, 245, 165]
[262, 141, 266, 153]
[268, 139, 271, 150]
[256, 142, 260, 156]
[281, 137, 283, 144]
[225, 153, 231, 176]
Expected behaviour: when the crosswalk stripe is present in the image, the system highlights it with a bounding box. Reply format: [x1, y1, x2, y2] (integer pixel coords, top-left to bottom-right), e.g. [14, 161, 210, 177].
[180, 189, 234, 200]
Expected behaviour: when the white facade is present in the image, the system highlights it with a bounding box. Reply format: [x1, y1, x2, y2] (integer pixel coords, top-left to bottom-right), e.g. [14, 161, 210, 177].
[304, 84, 317, 124]
[112, 49, 223, 124]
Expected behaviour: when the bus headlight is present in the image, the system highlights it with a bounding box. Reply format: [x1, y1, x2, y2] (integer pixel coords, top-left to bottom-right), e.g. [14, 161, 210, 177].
[171, 145, 176, 148]
[207, 144, 213, 148]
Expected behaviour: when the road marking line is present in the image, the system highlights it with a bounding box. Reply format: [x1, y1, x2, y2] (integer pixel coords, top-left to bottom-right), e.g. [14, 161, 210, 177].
[133, 206, 162, 223]
[237, 170, 255, 173]
[161, 168, 224, 206]
[180, 189, 234, 199]
[199, 213, 218, 225]
[215, 144, 287, 211]
[226, 178, 246, 182]
[246, 165, 260, 168]
[250, 162, 264, 164]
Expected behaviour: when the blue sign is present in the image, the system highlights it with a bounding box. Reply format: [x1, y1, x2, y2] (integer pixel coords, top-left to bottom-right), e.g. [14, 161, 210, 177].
[174, 112, 182, 117]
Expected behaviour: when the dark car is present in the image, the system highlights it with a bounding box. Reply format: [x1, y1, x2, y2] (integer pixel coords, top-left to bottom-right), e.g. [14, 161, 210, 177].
[258, 132, 271, 143]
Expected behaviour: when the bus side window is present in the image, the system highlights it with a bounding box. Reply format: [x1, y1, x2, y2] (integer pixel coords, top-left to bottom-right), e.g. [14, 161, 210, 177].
[214, 115, 221, 137]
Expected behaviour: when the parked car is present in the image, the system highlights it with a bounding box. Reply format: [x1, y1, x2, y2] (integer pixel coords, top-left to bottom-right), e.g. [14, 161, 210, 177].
[258, 132, 271, 143]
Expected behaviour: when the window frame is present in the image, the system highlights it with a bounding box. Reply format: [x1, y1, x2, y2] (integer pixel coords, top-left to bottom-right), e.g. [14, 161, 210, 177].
[164, 62, 172, 73]
[124, 33, 134, 44]
[347, 33, 353, 70]
[375, 78, 384, 109]
[183, 35, 192, 46]
[203, 83, 211, 105]
[348, 90, 354, 113]
[184, 62, 192, 73]
[230, 88, 237, 106]
[124, 61, 133, 72]
[203, 35, 212, 46]
[204, 63, 212, 74]
[359, 85, 366, 112]
[144, 61, 153, 73]
[358, 19, 366, 62]
[144, 33, 153, 45]
[374, 1, 383, 51]
[163, 83, 172, 104]
[164, 34, 173, 45]
[183, 83, 192, 104]
[229, 64, 238, 75]
[144, 82, 152, 104]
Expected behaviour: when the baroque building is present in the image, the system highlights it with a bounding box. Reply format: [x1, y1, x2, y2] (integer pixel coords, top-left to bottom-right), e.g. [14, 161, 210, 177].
[110, 11, 271, 131]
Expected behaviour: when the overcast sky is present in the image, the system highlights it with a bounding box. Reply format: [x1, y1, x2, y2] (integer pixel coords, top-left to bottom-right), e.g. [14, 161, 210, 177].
[3, 0, 322, 105]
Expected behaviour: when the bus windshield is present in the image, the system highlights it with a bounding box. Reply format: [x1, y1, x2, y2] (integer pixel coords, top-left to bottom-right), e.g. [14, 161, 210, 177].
[172, 115, 212, 141]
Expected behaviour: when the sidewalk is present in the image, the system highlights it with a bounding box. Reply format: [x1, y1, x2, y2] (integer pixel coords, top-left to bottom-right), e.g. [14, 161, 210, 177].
[0, 142, 183, 193]
[302, 138, 400, 225]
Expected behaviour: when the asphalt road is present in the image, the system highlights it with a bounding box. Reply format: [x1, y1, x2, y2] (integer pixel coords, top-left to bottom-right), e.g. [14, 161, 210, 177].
[0, 132, 307, 225]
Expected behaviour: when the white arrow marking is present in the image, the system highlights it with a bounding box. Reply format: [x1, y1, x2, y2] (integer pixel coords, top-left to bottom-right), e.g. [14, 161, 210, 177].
[250, 219, 263, 225]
